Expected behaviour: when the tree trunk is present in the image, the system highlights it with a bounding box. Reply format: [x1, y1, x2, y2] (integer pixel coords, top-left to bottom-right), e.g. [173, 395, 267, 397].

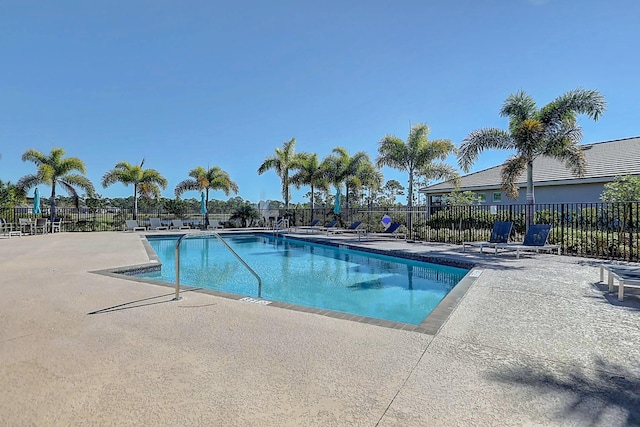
[407, 169, 414, 239]
[133, 184, 138, 220]
[205, 188, 210, 228]
[310, 184, 315, 219]
[50, 182, 57, 223]
[525, 161, 535, 231]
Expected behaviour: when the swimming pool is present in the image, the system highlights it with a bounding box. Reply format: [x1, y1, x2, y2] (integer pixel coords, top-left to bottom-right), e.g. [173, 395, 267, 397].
[138, 234, 469, 325]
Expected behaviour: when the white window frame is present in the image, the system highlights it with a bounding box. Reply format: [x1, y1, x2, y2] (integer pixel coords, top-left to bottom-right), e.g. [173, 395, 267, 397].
[493, 192, 502, 202]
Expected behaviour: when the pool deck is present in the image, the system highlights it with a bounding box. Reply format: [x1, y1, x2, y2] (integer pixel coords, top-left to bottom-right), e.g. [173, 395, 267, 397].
[1, 229, 639, 426]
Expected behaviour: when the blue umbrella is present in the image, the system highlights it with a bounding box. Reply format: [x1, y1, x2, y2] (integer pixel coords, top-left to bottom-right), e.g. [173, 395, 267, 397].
[32, 188, 41, 215]
[333, 188, 341, 215]
[200, 192, 206, 214]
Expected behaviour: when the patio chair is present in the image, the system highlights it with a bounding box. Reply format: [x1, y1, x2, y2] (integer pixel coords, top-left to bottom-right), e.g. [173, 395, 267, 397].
[462, 221, 513, 253]
[50, 218, 62, 233]
[0, 218, 21, 238]
[19, 218, 34, 235]
[33, 218, 48, 235]
[494, 224, 560, 258]
[365, 222, 406, 240]
[327, 221, 364, 235]
[320, 220, 338, 233]
[599, 264, 640, 301]
[295, 219, 321, 233]
[171, 219, 191, 230]
[125, 220, 146, 232]
[149, 218, 169, 231]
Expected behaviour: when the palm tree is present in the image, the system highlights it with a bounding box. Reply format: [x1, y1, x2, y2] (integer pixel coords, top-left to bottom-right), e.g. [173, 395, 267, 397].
[174, 166, 239, 227]
[257, 137, 303, 209]
[102, 159, 168, 220]
[324, 147, 371, 218]
[377, 123, 457, 210]
[17, 148, 95, 222]
[457, 88, 606, 228]
[357, 161, 384, 207]
[290, 153, 329, 217]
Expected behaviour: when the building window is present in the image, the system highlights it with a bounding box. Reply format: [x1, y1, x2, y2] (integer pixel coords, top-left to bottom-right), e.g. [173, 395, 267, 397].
[493, 192, 502, 202]
[477, 193, 486, 203]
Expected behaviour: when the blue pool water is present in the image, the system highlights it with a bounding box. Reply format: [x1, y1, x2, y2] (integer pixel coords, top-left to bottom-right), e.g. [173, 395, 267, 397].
[138, 234, 468, 325]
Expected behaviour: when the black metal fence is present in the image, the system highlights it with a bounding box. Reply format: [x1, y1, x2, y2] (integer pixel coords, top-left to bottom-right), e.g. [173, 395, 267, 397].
[3, 202, 640, 261]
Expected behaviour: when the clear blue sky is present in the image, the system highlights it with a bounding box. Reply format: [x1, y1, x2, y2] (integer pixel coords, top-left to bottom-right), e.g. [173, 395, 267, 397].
[1, 0, 638, 204]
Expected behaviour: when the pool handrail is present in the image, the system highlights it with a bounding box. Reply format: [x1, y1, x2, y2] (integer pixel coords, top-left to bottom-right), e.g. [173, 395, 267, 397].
[174, 232, 263, 300]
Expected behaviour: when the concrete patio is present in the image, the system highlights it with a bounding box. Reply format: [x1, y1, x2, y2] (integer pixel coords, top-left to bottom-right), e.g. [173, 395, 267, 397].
[1, 230, 639, 426]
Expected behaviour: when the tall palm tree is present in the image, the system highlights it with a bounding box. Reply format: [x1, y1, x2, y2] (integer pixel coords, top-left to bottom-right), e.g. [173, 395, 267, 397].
[174, 166, 239, 227]
[377, 123, 457, 210]
[357, 161, 384, 207]
[102, 159, 168, 220]
[324, 147, 371, 218]
[290, 153, 329, 216]
[257, 137, 303, 209]
[17, 147, 95, 222]
[457, 88, 606, 228]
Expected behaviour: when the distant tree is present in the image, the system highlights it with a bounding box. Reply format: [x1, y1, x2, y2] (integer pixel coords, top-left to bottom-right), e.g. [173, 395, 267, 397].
[174, 166, 238, 227]
[18, 147, 95, 222]
[257, 137, 304, 209]
[382, 179, 405, 205]
[458, 88, 606, 228]
[102, 159, 168, 220]
[601, 175, 640, 202]
[0, 180, 26, 209]
[163, 198, 190, 218]
[442, 187, 478, 206]
[230, 204, 260, 227]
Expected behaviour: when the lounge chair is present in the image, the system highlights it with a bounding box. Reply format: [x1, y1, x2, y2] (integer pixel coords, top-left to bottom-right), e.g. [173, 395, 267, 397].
[365, 222, 406, 240]
[462, 221, 513, 253]
[320, 220, 338, 233]
[149, 218, 169, 231]
[295, 219, 321, 233]
[599, 264, 640, 301]
[328, 221, 364, 235]
[208, 220, 224, 229]
[171, 219, 191, 230]
[125, 220, 146, 232]
[494, 224, 560, 258]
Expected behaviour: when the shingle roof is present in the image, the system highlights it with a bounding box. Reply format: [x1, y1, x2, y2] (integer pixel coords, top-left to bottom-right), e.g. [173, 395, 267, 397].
[421, 136, 640, 193]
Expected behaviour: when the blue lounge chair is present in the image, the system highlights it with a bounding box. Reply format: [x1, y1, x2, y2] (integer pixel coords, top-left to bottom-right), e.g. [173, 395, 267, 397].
[296, 219, 321, 233]
[365, 222, 406, 240]
[328, 221, 364, 235]
[462, 221, 513, 253]
[495, 224, 560, 258]
[320, 220, 338, 233]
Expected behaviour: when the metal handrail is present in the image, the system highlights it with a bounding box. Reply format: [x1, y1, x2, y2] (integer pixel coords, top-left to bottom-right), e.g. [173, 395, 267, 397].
[174, 232, 263, 300]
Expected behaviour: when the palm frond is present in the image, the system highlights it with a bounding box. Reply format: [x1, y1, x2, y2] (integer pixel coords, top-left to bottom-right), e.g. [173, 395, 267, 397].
[174, 179, 198, 197]
[539, 88, 607, 125]
[500, 156, 527, 199]
[458, 128, 513, 172]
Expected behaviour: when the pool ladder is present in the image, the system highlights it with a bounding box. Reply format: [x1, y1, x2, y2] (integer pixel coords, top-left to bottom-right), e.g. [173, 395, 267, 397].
[174, 232, 263, 300]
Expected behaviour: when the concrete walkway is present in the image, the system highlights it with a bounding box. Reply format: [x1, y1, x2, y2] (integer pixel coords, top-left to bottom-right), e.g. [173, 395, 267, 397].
[1, 231, 639, 426]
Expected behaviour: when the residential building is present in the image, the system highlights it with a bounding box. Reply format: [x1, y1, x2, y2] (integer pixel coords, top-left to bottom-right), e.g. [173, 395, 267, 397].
[420, 136, 640, 209]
